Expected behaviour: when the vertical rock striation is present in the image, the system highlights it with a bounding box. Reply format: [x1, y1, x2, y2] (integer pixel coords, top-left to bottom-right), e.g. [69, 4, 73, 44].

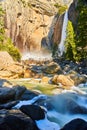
[2, 0, 57, 53]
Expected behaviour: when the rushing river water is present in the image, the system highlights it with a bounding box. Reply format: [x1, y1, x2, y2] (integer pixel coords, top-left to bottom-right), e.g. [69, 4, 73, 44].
[13, 83, 87, 130]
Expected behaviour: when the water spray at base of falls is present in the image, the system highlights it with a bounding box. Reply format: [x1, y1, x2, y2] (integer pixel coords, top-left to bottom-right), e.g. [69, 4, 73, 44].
[58, 10, 68, 56]
[21, 51, 52, 61]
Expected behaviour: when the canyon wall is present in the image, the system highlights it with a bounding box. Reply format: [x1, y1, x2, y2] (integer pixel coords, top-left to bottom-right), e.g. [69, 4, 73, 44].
[1, 0, 72, 53]
[2, 0, 56, 53]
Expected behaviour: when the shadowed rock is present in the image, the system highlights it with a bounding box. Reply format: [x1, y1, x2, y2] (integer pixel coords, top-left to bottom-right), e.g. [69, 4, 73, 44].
[61, 118, 87, 130]
[0, 109, 39, 130]
[20, 105, 45, 120]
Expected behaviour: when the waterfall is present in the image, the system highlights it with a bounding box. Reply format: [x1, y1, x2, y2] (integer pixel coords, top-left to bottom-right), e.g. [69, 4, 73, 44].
[58, 10, 68, 56]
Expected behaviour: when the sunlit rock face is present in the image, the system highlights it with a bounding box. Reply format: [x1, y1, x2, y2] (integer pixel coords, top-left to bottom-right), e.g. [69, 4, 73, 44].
[1, 0, 57, 53]
[53, 14, 64, 48]
[1, 0, 72, 53]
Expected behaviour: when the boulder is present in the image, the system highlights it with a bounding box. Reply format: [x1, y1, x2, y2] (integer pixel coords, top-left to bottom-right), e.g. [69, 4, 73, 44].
[0, 51, 14, 70]
[42, 62, 63, 74]
[51, 75, 74, 89]
[61, 118, 87, 130]
[0, 101, 19, 109]
[20, 105, 45, 120]
[20, 89, 39, 100]
[5, 63, 24, 78]
[0, 71, 13, 79]
[69, 74, 87, 86]
[24, 69, 33, 78]
[41, 76, 50, 83]
[13, 85, 26, 100]
[0, 87, 16, 103]
[0, 64, 24, 79]
[0, 109, 39, 130]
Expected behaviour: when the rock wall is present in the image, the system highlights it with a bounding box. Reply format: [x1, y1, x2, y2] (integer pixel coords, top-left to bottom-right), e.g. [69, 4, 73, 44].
[68, 0, 78, 27]
[2, 0, 56, 53]
[1, 0, 72, 53]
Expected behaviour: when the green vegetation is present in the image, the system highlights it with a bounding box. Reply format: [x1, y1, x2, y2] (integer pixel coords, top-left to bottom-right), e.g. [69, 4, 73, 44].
[65, 21, 77, 61]
[64, 0, 87, 62]
[75, 0, 87, 61]
[0, 5, 21, 61]
[54, 3, 67, 15]
[0, 39, 21, 61]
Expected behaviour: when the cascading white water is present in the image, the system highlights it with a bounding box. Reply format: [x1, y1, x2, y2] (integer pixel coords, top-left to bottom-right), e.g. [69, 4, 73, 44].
[13, 88, 87, 130]
[58, 10, 68, 56]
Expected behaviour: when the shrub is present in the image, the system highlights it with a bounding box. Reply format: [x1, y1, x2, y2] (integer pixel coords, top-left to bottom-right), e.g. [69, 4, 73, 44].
[54, 3, 67, 15]
[75, 0, 87, 61]
[0, 5, 21, 61]
[4, 39, 21, 61]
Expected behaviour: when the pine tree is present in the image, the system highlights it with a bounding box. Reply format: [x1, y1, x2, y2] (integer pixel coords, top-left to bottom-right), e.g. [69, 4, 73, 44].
[75, 0, 87, 61]
[65, 20, 76, 61]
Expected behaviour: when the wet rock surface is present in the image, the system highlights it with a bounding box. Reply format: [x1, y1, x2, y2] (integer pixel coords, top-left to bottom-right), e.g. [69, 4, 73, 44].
[0, 77, 87, 129]
[0, 80, 44, 129]
[61, 118, 87, 130]
[0, 109, 39, 130]
[0, 87, 16, 103]
[20, 105, 45, 120]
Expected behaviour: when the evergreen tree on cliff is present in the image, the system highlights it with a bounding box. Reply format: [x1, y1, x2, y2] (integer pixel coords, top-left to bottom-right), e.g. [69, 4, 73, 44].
[65, 20, 76, 61]
[65, 0, 87, 62]
[75, 0, 87, 61]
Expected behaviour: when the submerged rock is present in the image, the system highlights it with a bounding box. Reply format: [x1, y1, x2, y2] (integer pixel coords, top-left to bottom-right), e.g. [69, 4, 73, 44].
[50, 93, 87, 114]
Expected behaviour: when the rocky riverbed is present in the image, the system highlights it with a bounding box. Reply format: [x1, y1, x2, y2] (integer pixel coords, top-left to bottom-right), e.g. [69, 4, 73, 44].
[0, 52, 87, 129]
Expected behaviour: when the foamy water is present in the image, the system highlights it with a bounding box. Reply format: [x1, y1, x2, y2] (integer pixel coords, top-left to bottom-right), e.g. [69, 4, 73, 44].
[48, 110, 87, 128]
[13, 94, 60, 130]
[13, 85, 87, 129]
[13, 94, 47, 109]
[36, 114, 60, 130]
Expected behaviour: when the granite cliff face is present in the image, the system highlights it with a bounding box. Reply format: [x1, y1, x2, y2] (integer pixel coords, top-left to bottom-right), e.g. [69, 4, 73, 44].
[1, 0, 72, 53]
